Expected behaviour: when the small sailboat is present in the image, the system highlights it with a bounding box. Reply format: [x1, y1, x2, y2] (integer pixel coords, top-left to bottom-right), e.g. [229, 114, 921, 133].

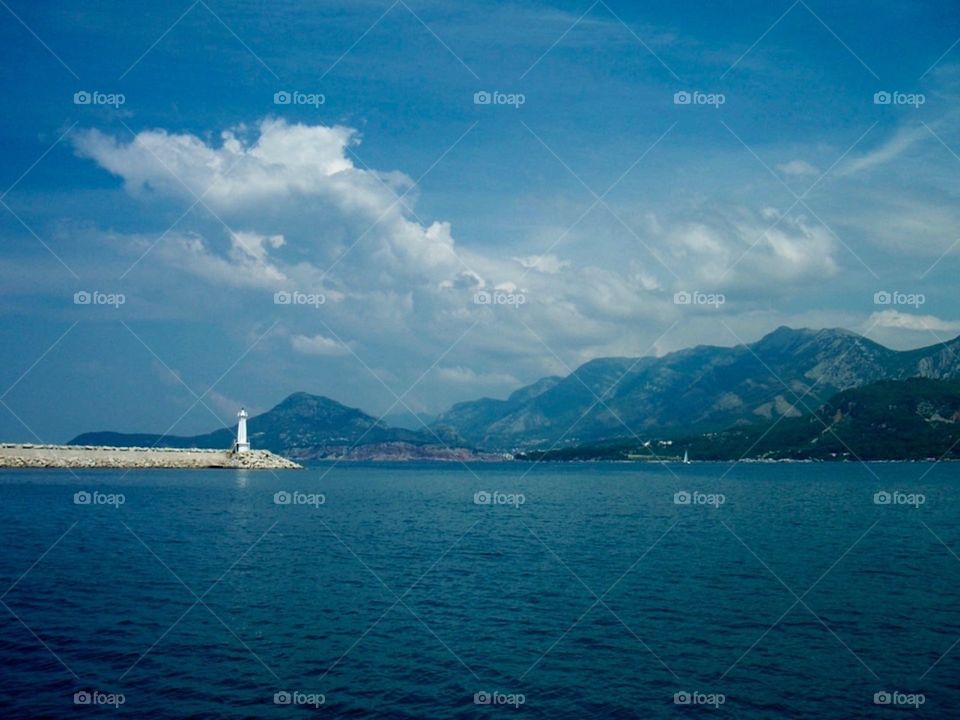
[682, 449, 690, 464]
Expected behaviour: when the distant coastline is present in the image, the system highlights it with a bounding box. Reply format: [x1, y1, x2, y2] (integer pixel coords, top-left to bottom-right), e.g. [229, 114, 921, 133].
[0, 444, 301, 470]
[513, 455, 954, 464]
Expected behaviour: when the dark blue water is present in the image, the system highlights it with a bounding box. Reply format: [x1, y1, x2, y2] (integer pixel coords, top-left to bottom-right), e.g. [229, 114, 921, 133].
[1, 462, 958, 718]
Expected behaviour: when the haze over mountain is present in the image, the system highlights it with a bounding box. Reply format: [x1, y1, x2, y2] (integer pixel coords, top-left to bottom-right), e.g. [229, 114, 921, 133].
[71, 327, 960, 459]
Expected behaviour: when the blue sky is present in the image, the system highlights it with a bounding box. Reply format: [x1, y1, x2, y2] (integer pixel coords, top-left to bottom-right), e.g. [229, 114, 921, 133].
[1, 0, 959, 441]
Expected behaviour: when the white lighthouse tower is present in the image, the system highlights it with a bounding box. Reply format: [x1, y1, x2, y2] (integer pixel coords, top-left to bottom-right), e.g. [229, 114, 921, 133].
[235, 408, 250, 454]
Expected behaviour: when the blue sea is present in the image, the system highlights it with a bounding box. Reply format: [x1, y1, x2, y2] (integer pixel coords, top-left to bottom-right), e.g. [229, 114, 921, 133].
[1, 462, 958, 718]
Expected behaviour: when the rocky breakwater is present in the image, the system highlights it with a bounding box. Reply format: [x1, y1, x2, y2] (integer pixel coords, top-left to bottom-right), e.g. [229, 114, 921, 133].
[0, 444, 302, 469]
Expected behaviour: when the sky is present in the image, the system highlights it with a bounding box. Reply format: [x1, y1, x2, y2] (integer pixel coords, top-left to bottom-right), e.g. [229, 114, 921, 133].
[1, 0, 959, 441]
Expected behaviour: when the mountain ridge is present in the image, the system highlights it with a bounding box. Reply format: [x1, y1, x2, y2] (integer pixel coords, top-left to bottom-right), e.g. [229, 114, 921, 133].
[519, 377, 960, 462]
[430, 326, 960, 450]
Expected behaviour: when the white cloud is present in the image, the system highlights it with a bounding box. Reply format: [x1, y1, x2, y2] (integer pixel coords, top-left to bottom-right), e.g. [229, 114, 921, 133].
[512, 254, 571, 274]
[662, 211, 838, 289]
[837, 125, 928, 177]
[777, 159, 819, 177]
[74, 120, 849, 318]
[74, 119, 472, 293]
[290, 334, 349, 356]
[162, 230, 289, 289]
[73, 120, 360, 206]
[868, 310, 960, 333]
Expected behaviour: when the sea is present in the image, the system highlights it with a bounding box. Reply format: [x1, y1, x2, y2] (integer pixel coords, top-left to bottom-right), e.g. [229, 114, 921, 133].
[0, 461, 957, 718]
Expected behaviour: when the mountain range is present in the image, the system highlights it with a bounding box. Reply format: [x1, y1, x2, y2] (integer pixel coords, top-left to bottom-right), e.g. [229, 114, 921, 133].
[70, 326, 960, 460]
[520, 377, 960, 462]
[431, 326, 960, 450]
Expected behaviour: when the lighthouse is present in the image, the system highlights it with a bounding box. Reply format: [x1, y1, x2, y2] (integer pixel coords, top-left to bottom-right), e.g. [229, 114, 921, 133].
[235, 408, 250, 454]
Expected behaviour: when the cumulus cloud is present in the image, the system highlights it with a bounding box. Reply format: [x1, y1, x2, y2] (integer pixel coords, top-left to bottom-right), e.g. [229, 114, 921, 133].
[74, 119, 468, 290]
[869, 310, 960, 333]
[162, 230, 289, 289]
[73, 120, 359, 206]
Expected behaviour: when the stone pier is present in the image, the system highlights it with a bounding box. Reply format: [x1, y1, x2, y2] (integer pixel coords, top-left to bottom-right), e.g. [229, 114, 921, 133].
[0, 444, 302, 469]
